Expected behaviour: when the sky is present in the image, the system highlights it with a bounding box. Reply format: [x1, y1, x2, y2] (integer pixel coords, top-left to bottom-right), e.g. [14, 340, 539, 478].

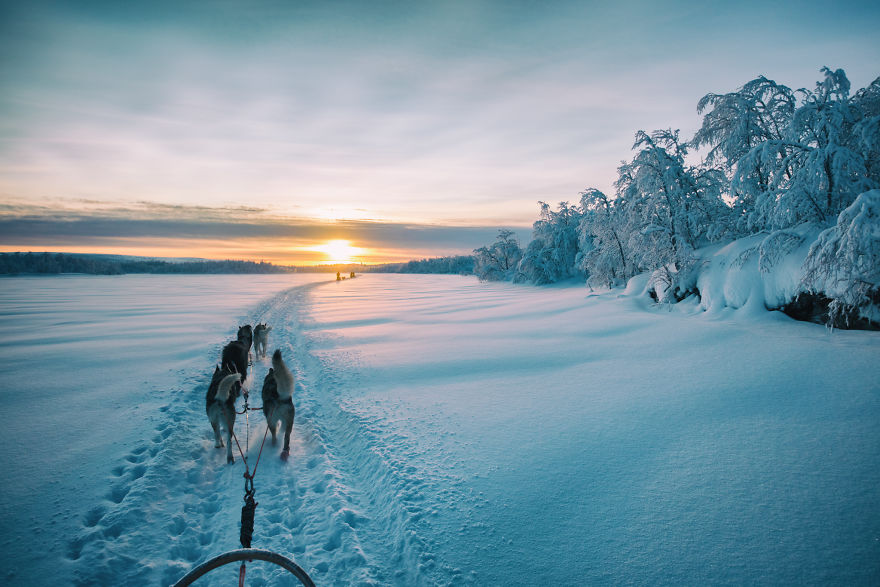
[1, 0, 879, 265]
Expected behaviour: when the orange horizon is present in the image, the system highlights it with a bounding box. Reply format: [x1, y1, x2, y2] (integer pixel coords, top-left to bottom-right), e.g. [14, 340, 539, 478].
[0, 240, 472, 267]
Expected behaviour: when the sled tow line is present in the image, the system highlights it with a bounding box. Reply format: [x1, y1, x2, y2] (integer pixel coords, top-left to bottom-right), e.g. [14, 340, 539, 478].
[229, 403, 277, 585]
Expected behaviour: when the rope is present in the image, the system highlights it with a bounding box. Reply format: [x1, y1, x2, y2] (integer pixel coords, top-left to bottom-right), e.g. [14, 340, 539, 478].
[244, 393, 250, 457]
[231, 405, 277, 553]
[230, 405, 276, 473]
[236, 405, 265, 414]
[249, 405, 276, 480]
[231, 430, 249, 473]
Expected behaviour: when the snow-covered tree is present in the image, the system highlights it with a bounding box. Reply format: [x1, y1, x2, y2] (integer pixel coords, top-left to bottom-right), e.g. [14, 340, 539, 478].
[802, 189, 880, 326]
[615, 129, 728, 298]
[576, 188, 636, 288]
[473, 229, 523, 281]
[514, 201, 584, 284]
[850, 76, 880, 189]
[735, 68, 876, 230]
[693, 76, 795, 232]
[693, 76, 795, 169]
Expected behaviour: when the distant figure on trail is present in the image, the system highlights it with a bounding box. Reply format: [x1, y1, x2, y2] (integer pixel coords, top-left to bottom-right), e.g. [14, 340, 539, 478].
[336, 272, 341, 281]
[350, 271, 355, 278]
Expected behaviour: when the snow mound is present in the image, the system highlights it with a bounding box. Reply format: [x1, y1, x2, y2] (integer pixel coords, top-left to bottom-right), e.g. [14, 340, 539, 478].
[694, 224, 819, 315]
[629, 206, 879, 327]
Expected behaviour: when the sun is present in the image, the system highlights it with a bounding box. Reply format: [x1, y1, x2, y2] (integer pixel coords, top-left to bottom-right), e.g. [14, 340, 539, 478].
[312, 239, 362, 263]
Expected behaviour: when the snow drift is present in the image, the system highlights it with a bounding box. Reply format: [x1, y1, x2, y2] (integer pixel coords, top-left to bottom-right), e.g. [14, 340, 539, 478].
[639, 191, 880, 327]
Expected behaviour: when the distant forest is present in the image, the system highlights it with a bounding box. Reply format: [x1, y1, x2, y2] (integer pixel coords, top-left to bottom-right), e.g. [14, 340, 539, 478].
[361, 256, 474, 275]
[0, 251, 475, 276]
[0, 252, 295, 275]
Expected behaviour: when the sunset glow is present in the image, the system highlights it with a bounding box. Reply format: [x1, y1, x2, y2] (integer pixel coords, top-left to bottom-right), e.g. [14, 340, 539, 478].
[309, 240, 364, 264]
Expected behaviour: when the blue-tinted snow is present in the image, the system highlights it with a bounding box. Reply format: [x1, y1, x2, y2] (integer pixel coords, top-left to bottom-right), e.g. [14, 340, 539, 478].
[0, 273, 877, 585]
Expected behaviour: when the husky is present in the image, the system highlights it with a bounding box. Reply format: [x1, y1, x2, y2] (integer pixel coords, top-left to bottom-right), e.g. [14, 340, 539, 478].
[205, 367, 241, 464]
[237, 324, 253, 353]
[262, 349, 295, 460]
[253, 323, 272, 359]
[221, 340, 249, 395]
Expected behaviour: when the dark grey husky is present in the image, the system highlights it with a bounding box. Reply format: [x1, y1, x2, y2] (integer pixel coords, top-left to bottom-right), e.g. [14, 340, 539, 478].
[261, 349, 295, 460]
[221, 324, 253, 395]
[236, 324, 253, 353]
[205, 366, 241, 464]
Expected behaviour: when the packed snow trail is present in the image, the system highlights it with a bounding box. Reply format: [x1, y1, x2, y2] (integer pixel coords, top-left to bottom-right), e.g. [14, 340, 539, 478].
[0, 274, 317, 586]
[65, 279, 392, 585]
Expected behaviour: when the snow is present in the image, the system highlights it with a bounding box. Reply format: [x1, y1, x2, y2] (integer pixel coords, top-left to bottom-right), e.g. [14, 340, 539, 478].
[686, 225, 820, 314]
[1, 273, 878, 585]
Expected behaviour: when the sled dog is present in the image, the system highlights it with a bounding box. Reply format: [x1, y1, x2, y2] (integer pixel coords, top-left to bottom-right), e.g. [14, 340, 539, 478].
[253, 323, 272, 359]
[205, 367, 241, 464]
[221, 338, 249, 395]
[262, 349, 295, 459]
[237, 324, 253, 356]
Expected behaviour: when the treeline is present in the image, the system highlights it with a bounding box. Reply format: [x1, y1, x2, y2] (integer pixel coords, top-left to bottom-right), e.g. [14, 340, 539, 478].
[0, 252, 479, 277]
[364, 255, 475, 275]
[0, 252, 291, 275]
[473, 67, 880, 326]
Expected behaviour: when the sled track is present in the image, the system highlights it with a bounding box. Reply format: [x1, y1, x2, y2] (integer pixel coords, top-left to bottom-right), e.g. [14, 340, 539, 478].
[66, 280, 458, 585]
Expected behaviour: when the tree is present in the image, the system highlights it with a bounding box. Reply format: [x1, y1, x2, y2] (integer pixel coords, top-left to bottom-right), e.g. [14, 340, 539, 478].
[514, 201, 584, 284]
[615, 129, 728, 298]
[850, 76, 880, 189]
[576, 188, 635, 288]
[473, 229, 523, 281]
[735, 68, 876, 230]
[802, 189, 880, 327]
[693, 76, 795, 232]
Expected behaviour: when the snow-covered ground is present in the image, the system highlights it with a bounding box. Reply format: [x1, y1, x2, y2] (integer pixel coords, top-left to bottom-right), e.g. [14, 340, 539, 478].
[1, 273, 878, 585]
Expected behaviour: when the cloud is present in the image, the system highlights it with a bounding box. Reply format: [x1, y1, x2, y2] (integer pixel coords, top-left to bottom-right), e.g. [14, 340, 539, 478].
[2, 0, 878, 239]
[0, 200, 532, 263]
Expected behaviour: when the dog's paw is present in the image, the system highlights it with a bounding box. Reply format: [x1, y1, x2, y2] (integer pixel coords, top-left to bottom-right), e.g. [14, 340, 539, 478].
[227, 455, 235, 464]
[280, 450, 289, 461]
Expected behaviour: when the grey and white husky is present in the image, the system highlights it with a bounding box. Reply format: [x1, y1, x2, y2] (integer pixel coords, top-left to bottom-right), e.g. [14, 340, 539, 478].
[261, 349, 295, 460]
[206, 366, 241, 464]
[253, 323, 272, 359]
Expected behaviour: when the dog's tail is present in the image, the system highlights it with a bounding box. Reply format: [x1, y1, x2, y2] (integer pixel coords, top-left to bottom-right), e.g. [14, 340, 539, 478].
[272, 349, 294, 400]
[216, 373, 241, 402]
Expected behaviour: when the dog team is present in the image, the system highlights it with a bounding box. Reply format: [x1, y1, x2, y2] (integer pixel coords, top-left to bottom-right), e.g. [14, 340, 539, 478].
[205, 322, 296, 463]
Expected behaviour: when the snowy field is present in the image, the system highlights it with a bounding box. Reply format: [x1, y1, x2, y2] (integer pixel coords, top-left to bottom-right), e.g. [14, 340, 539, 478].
[1, 273, 878, 585]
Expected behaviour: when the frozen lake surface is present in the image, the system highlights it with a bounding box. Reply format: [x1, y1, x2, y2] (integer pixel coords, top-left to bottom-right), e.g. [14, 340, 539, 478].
[1, 273, 878, 585]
